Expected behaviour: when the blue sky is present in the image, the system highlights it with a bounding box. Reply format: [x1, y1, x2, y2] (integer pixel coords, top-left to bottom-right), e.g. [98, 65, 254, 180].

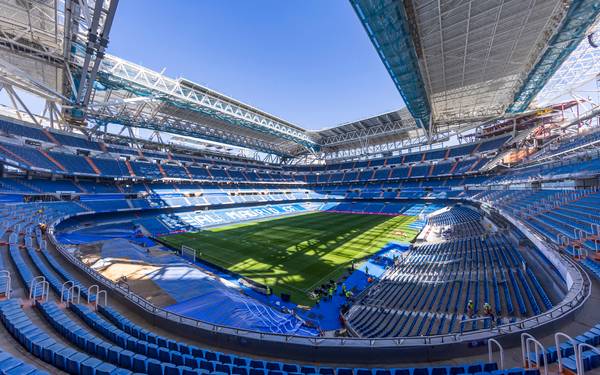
[107, 0, 403, 130]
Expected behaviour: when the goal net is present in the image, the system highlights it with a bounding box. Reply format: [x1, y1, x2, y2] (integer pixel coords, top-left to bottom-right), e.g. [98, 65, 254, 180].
[180, 245, 196, 263]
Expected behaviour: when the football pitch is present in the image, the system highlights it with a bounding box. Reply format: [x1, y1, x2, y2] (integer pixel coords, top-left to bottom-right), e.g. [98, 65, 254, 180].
[160, 212, 419, 306]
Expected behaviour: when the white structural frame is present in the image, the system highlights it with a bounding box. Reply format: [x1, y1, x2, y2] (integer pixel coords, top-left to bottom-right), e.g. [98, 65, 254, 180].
[534, 20, 600, 107]
[90, 54, 316, 147]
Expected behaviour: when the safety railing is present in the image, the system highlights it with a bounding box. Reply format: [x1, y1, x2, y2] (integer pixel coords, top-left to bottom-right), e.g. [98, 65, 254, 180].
[488, 338, 504, 370]
[87, 285, 100, 304]
[68, 284, 81, 304]
[95, 290, 107, 309]
[459, 317, 493, 334]
[29, 276, 49, 304]
[554, 332, 578, 374]
[0, 270, 11, 299]
[575, 343, 600, 375]
[60, 280, 74, 303]
[521, 333, 547, 375]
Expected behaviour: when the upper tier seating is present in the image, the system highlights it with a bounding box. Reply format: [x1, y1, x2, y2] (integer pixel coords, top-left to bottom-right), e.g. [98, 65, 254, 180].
[472, 189, 600, 256]
[92, 157, 130, 177]
[49, 151, 97, 175]
[0, 117, 511, 185]
[0, 142, 60, 172]
[483, 155, 600, 185]
[51, 133, 102, 150]
[0, 118, 53, 142]
[531, 127, 600, 160]
[130, 161, 163, 179]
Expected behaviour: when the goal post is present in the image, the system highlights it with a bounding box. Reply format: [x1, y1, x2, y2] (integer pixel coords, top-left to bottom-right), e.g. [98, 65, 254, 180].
[180, 245, 197, 263]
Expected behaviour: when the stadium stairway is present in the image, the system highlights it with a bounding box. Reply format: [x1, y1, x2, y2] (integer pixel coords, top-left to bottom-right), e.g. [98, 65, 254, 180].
[42, 129, 61, 146]
[84, 156, 102, 175]
[0, 223, 85, 373]
[37, 149, 67, 173]
[124, 160, 136, 177]
[0, 216, 141, 374]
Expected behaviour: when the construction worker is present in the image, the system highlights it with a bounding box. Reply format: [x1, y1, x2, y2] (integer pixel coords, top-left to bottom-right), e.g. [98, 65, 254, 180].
[345, 290, 353, 300]
[266, 286, 272, 297]
[328, 287, 334, 300]
[483, 302, 494, 322]
[365, 265, 369, 276]
[341, 283, 347, 295]
[467, 300, 475, 317]
[483, 302, 491, 315]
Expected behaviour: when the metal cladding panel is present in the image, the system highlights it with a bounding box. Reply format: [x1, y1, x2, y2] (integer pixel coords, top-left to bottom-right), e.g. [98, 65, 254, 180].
[350, 0, 432, 131]
[349, 0, 589, 128]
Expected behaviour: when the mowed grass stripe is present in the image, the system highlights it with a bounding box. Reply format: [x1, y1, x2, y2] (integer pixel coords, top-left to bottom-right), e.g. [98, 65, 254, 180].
[161, 212, 419, 305]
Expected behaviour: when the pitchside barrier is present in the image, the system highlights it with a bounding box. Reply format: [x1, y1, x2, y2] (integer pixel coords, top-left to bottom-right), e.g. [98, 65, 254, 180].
[181, 245, 196, 263]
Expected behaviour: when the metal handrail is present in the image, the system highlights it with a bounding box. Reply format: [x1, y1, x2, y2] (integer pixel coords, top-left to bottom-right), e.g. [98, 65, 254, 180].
[554, 332, 578, 374]
[87, 285, 99, 304]
[30, 278, 49, 304]
[60, 281, 74, 303]
[0, 270, 11, 299]
[68, 284, 81, 304]
[39, 281, 50, 303]
[459, 317, 492, 334]
[576, 343, 600, 375]
[521, 333, 547, 375]
[95, 290, 107, 309]
[488, 338, 504, 370]
[29, 276, 46, 300]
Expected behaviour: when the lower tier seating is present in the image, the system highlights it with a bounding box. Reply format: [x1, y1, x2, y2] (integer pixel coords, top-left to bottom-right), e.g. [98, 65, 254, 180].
[0, 200, 544, 375]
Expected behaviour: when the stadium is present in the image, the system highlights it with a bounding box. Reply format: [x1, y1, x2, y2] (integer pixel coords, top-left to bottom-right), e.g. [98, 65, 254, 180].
[0, 0, 598, 374]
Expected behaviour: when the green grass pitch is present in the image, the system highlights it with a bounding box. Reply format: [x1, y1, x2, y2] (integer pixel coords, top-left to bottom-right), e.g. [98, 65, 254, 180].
[160, 212, 419, 305]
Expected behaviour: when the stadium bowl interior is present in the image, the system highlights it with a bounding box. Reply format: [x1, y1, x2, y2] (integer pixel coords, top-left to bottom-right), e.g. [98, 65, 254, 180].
[0, 0, 599, 374]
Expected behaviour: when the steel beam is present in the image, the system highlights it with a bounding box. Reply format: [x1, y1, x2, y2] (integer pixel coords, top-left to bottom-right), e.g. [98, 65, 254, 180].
[319, 121, 417, 147]
[86, 110, 292, 157]
[533, 20, 600, 107]
[86, 54, 318, 150]
[507, 0, 600, 113]
[350, 0, 432, 131]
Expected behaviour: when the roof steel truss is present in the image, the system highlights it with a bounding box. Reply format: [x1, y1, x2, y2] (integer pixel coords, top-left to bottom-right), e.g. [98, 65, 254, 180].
[86, 54, 318, 151]
[413, 0, 568, 123]
[350, 0, 598, 132]
[533, 20, 600, 107]
[507, 0, 600, 113]
[87, 101, 292, 156]
[322, 131, 450, 161]
[0, 0, 64, 66]
[319, 120, 417, 147]
[3, 0, 597, 162]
